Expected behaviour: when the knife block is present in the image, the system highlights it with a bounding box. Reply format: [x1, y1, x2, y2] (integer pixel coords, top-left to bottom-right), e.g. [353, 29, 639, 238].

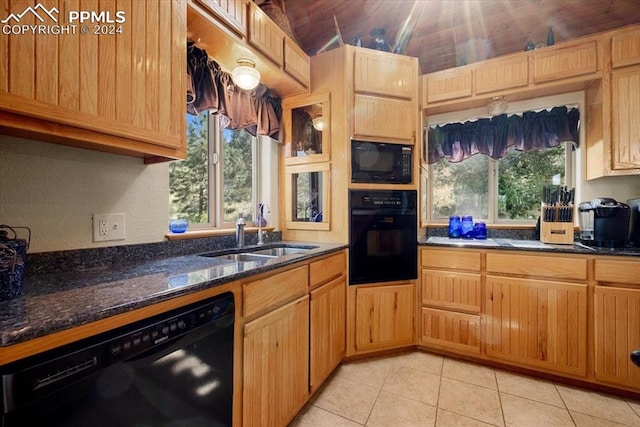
[540, 206, 575, 244]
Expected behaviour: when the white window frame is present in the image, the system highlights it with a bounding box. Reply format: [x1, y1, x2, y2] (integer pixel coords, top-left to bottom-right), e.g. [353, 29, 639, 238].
[423, 91, 584, 225]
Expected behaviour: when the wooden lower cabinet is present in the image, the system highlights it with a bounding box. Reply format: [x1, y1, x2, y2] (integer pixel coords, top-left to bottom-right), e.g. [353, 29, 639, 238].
[354, 283, 414, 352]
[594, 286, 640, 389]
[310, 276, 346, 392]
[243, 296, 309, 427]
[485, 276, 588, 376]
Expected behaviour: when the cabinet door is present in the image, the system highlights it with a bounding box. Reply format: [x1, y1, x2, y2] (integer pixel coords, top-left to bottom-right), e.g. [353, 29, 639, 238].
[422, 67, 472, 104]
[310, 276, 346, 392]
[243, 296, 309, 427]
[284, 38, 310, 88]
[475, 55, 529, 95]
[485, 276, 587, 376]
[533, 40, 598, 83]
[593, 286, 640, 390]
[421, 270, 481, 313]
[612, 29, 640, 68]
[353, 94, 414, 142]
[420, 307, 481, 354]
[355, 283, 414, 352]
[194, 0, 247, 35]
[0, 0, 186, 159]
[247, 1, 284, 66]
[354, 49, 416, 99]
[611, 65, 640, 171]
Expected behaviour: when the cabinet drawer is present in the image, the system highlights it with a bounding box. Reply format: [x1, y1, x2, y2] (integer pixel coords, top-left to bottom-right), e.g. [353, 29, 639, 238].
[475, 55, 529, 94]
[247, 1, 284, 66]
[612, 29, 640, 68]
[423, 68, 472, 104]
[310, 251, 346, 289]
[421, 270, 481, 313]
[421, 248, 481, 272]
[533, 40, 598, 83]
[420, 308, 481, 353]
[243, 265, 309, 319]
[486, 253, 586, 281]
[595, 259, 640, 285]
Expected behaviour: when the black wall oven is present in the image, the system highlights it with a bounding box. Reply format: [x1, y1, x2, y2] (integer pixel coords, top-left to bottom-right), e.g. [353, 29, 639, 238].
[1, 292, 234, 426]
[349, 190, 417, 285]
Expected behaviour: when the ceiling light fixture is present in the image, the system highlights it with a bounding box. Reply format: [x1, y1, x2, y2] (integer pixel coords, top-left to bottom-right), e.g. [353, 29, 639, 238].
[312, 114, 325, 131]
[487, 96, 508, 116]
[231, 59, 260, 91]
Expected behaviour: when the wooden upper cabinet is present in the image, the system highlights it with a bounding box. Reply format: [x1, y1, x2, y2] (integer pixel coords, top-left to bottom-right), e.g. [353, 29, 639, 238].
[612, 28, 640, 68]
[0, 0, 186, 161]
[247, 1, 284, 67]
[354, 49, 417, 99]
[475, 55, 529, 94]
[284, 38, 310, 88]
[194, 0, 247, 35]
[423, 67, 473, 104]
[610, 65, 640, 171]
[353, 94, 414, 142]
[533, 40, 598, 83]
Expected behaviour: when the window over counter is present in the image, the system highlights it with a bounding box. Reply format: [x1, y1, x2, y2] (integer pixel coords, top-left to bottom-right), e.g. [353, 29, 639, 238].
[422, 93, 583, 225]
[170, 112, 263, 228]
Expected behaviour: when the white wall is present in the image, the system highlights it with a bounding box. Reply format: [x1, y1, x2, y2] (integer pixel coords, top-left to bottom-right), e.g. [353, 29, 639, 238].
[0, 136, 170, 253]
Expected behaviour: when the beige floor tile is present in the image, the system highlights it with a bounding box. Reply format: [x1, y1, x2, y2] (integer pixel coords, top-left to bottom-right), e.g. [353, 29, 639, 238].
[438, 377, 504, 426]
[393, 350, 444, 375]
[501, 393, 574, 427]
[556, 384, 640, 426]
[382, 365, 441, 406]
[365, 391, 437, 427]
[313, 375, 379, 424]
[442, 358, 497, 390]
[495, 370, 564, 407]
[571, 411, 636, 427]
[336, 357, 395, 389]
[289, 405, 363, 427]
[629, 399, 640, 418]
[435, 409, 498, 427]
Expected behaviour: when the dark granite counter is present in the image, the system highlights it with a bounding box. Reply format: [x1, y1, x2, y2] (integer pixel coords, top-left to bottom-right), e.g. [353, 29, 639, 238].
[420, 236, 640, 257]
[0, 242, 346, 348]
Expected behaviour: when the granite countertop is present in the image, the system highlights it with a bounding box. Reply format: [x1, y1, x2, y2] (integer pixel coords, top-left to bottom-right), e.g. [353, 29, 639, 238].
[0, 242, 346, 348]
[420, 236, 640, 257]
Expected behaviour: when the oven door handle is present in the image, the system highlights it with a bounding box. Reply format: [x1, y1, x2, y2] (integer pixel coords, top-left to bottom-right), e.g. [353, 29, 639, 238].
[351, 209, 416, 216]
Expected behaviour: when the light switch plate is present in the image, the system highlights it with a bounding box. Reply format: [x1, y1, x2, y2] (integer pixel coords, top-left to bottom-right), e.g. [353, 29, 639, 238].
[93, 213, 126, 242]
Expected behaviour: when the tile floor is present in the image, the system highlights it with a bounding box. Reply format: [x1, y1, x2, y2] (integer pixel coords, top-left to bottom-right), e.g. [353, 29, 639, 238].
[289, 351, 640, 427]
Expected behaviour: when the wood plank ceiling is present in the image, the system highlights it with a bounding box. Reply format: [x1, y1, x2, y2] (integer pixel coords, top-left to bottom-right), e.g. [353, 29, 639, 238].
[281, 0, 640, 74]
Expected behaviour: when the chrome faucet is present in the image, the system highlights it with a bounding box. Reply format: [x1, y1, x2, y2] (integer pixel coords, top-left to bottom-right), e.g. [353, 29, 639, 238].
[236, 214, 246, 248]
[257, 203, 270, 245]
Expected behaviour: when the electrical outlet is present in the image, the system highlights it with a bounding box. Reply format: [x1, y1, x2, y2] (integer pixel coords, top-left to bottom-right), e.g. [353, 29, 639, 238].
[93, 213, 126, 242]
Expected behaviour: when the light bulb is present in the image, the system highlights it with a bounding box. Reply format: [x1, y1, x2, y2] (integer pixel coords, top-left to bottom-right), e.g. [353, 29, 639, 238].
[231, 59, 260, 90]
[312, 114, 325, 131]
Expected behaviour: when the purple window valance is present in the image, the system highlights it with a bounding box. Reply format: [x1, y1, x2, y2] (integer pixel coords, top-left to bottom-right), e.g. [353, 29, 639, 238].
[186, 41, 282, 140]
[427, 106, 580, 164]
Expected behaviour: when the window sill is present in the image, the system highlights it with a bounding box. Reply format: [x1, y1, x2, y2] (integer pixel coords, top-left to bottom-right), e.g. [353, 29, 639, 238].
[165, 226, 276, 241]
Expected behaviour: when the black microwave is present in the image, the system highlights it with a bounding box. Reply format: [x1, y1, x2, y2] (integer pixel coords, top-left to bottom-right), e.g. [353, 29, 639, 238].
[351, 140, 412, 184]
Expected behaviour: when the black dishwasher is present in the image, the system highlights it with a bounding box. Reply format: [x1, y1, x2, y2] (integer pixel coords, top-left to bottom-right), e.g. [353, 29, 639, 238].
[1, 292, 234, 427]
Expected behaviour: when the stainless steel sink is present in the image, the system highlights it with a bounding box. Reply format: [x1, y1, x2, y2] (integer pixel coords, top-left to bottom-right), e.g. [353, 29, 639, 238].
[221, 253, 276, 262]
[200, 245, 318, 262]
[249, 246, 312, 256]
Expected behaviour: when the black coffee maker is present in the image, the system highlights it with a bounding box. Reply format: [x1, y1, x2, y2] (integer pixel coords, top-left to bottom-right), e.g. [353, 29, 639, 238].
[627, 198, 640, 248]
[578, 198, 630, 248]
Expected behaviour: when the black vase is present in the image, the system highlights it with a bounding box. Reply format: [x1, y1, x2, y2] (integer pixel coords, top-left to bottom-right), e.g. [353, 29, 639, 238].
[368, 27, 391, 52]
